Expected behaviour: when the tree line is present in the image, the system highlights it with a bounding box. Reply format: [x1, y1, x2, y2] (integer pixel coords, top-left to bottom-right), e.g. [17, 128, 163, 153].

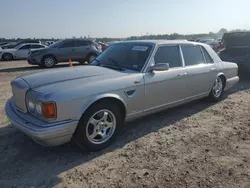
[1, 28, 249, 43]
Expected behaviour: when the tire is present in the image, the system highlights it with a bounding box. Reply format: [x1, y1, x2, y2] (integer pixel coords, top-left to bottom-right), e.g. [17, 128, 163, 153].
[2, 53, 13, 61]
[73, 101, 123, 151]
[208, 76, 225, 102]
[42, 55, 56, 68]
[87, 53, 97, 64]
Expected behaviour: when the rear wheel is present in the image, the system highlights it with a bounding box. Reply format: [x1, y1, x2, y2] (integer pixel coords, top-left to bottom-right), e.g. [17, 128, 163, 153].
[208, 76, 225, 101]
[2, 53, 13, 61]
[87, 53, 97, 64]
[42, 56, 56, 68]
[73, 102, 123, 151]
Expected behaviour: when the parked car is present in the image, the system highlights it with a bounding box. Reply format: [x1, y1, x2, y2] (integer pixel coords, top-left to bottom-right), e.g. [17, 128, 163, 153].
[0, 42, 11, 47]
[43, 41, 55, 46]
[5, 40, 239, 151]
[219, 32, 250, 78]
[0, 43, 47, 61]
[27, 38, 102, 68]
[1, 39, 41, 49]
[195, 38, 215, 43]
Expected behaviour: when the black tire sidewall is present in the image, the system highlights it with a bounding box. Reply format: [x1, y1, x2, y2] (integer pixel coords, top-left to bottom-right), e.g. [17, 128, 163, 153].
[42, 56, 56, 68]
[73, 102, 123, 151]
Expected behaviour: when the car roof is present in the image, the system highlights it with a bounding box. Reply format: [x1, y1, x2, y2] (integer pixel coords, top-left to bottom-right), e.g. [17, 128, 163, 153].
[63, 38, 92, 41]
[114, 40, 209, 46]
[19, 43, 45, 46]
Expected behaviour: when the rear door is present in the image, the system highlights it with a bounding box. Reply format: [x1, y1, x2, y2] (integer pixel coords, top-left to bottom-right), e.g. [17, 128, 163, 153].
[56, 40, 77, 62]
[74, 40, 92, 61]
[15, 44, 31, 59]
[180, 44, 217, 97]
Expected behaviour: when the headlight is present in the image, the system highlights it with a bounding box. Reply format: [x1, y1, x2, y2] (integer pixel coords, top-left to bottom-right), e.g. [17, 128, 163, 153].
[26, 98, 57, 120]
[28, 100, 35, 112]
[32, 52, 41, 56]
[35, 103, 42, 116]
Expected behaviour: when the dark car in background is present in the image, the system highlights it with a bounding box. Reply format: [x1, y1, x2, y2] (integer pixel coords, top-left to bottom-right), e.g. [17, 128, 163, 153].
[219, 32, 250, 78]
[28, 38, 102, 68]
[1, 39, 41, 49]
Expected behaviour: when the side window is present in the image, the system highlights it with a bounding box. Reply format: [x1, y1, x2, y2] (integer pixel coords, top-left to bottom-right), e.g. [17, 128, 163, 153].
[19, 45, 31, 50]
[201, 46, 213, 63]
[31, 44, 44, 49]
[75, 40, 90, 47]
[60, 41, 75, 48]
[154, 45, 182, 68]
[181, 45, 206, 66]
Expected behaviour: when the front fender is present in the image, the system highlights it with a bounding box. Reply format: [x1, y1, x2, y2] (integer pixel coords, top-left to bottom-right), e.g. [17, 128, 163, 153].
[78, 93, 127, 120]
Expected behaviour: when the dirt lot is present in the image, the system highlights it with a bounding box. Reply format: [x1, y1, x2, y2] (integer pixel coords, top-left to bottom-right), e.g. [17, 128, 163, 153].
[1, 60, 250, 188]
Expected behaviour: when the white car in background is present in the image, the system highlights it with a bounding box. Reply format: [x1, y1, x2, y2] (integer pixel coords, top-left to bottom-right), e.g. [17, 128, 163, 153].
[0, 43, 47, 61]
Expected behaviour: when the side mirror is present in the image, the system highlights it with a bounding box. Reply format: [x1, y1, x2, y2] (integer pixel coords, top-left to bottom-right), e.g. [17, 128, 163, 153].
[148, 63, 169, 72]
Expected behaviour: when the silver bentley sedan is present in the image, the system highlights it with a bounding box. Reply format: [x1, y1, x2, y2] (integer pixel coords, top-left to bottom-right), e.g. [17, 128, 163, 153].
[5, 40, 239, 151]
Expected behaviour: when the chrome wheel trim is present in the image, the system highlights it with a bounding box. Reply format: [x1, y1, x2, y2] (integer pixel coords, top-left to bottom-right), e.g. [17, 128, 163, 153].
[44, 57, 55, 67]
[86, 109, 116, 144]
[212, 77, 223, 98]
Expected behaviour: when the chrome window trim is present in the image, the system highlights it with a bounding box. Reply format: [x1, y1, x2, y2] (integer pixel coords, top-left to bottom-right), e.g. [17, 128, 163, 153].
[200, 45, 214, 64]
[180, 44, 208, 67]
[143, 44, 184, 72]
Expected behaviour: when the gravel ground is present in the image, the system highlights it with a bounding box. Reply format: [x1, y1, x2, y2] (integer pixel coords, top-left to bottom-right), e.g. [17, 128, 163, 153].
[0, 60, 250, 188]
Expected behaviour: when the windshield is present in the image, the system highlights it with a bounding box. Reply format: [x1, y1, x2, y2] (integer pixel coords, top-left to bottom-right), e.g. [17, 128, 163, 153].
[48, 40, 63, 48]
[91, 42, 153, 71]
[14, 44, 23, 49]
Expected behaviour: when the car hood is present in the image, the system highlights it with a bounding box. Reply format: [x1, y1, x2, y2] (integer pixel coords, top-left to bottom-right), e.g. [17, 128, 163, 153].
[21, 65, 128, 89]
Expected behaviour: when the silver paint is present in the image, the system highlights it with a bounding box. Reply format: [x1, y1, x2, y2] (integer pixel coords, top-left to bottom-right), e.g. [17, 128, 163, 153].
[5, 40, 239, 146]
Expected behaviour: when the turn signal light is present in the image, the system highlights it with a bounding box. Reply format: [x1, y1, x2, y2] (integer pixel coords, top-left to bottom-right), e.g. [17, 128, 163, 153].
[41, 102, 57, 119]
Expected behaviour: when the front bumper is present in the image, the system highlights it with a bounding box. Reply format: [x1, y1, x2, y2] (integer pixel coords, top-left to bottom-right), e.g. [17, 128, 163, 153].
[5, 99, 78, 146]
[27, 56, 40, 65]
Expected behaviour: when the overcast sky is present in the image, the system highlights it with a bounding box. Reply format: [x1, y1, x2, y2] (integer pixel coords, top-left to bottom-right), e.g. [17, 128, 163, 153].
[1, 0, 250, 38]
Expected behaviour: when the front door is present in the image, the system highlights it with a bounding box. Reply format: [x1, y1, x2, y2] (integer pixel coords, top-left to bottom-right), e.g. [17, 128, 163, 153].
[144, 45, 188, 111]
[15, 44, 31, 59]
[56, 40, 77, 62]
[180, 45, 218, 97]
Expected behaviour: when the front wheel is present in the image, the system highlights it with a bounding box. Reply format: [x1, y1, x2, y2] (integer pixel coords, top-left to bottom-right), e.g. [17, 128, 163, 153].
[42, 56, 56, 68]
[2, 53, 13, 61]
[73, 102, 123, 151]
[208, 76, 225, 101]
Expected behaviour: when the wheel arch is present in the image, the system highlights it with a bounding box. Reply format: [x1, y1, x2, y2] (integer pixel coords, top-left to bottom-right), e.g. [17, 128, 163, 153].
[208, 72, 227, 93]
[78, 94, 127, 121]
[217, 73, 227, 88]
[2, 52, 14, 60]
[87, 51, 98, 57]
[42, 54, 58, 62]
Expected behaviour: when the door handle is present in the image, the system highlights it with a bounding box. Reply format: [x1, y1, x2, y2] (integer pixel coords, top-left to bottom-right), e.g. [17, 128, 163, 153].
[210, 67, 216, 72]
[177, 72, 187, 77]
